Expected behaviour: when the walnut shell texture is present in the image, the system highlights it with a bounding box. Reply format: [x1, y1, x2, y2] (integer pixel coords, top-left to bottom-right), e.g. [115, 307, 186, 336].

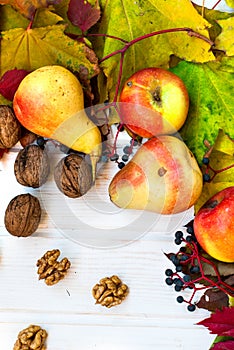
[4, 193, 41, 237]
[54, 153, 93, 198]
[14, 144, 50, 188]
[0, 105, 21, 148]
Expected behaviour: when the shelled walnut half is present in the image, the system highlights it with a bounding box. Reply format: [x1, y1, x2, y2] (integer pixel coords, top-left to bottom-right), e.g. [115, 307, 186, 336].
[13, 324, 47, 350]
[92, 275, 129, 308]
[37, 249, 71, 286]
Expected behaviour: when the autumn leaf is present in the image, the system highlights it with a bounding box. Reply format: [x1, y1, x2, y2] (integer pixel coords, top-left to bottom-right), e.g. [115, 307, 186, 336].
[225, 0, 234, 8]
[0, 0, 63, 20]
[171, 61, 234, 165]
[194, 130, 234, 211]
[92, 0, 214, 101]
[0, 69, 29, 100]
[68, 0, 100, 33]
[0, 24, 99, 79]
[0, 5, 63, 30]
[193, 4, 234, 41]
[196, 288, 229, 312]
[197, 306, 234, 337]
[215, 17, 234, 56]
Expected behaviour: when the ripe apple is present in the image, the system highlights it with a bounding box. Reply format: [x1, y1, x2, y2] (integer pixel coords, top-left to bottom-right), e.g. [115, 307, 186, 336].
[193, 187, 234, 263]
[109, 135, 203, 214]
[119, 67, 189, 138]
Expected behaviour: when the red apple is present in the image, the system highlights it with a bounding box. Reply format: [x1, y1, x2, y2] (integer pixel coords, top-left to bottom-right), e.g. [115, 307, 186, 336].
[119, 67, 189, 138]
[194, 187, 234, 263]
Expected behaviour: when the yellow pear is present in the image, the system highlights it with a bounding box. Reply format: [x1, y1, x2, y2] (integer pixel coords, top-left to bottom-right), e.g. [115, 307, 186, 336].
[13, 65, 102, 179]
[109, 136, 203, 214]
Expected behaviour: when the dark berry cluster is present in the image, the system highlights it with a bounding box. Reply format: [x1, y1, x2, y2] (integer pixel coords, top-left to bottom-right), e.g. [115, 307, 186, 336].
[165, 225, 199, 312]
[107, 124, 140, 169]
[164, 221, 234, 312]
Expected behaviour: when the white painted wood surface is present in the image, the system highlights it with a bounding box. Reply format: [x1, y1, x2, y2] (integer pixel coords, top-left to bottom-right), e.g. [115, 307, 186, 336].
[0, 137, 216, 350]
[1, 1, 232, 348]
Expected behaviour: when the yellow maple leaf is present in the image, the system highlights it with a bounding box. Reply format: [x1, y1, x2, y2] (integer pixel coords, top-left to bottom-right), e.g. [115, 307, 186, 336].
[0, 24, 99, 78]
[215, 17, 234, 56]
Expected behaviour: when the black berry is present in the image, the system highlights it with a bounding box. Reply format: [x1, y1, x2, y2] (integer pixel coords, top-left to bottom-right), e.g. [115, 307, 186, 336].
[118, 162, 125, 169]
[110, 153, 119, 161]
[203, 173, 210, 182]
[187, 304, 196, 312]
[202, 157, 209, 165]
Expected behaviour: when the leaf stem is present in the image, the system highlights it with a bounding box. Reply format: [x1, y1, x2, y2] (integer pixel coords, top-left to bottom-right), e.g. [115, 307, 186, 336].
[87, 33, 129, 44]
[212, 0, 222, 10]
[100, 27, 213, 63]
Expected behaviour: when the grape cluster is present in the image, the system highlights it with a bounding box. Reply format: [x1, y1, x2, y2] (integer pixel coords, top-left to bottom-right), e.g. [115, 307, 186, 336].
[164, 223, 201, 312]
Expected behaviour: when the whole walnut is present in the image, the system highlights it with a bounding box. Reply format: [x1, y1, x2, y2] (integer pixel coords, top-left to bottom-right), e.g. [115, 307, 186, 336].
[14, 144, 50, 188]
[54, 153, 93, 198]
[4, 193, 41, 237]
[0, 105, 22, 148]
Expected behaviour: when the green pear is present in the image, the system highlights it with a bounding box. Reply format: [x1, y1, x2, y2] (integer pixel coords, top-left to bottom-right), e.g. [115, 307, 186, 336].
[109, 135, 203, 214]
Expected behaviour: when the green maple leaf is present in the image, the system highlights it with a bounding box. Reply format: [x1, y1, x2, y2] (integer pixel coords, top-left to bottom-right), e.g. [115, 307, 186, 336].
[93, 0, 214, 101]
[171, 60, 234, 165]
[194, 130, 234, 212]
[0, 24, 99, 79]
[215, 17, 234, 56]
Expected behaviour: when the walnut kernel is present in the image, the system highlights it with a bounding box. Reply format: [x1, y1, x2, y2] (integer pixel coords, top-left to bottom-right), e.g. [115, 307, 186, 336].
[0, 105, 21, 148]
[92, 275, 129, 308]
[13, 324, 47, 350]
[14, 144, 50, 188]
[37, 249, 71, 285]
[4, 193, 41, 237]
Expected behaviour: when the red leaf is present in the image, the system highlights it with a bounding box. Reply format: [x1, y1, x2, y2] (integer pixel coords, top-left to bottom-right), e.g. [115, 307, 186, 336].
[212, 340, 234, 350]
[197, 307, 234, 337]
[0, 69, 29, 101]
[67, 0, 101, 32]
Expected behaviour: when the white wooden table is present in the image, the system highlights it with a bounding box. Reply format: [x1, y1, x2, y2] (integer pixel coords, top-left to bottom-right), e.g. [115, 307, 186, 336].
[1, 1, 232, 348]
[0, 135, 216, 350]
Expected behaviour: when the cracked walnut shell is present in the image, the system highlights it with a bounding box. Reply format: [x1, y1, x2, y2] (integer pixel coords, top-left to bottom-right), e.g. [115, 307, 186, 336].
[37, 249, 71, 286]
[14, 144, 50, 188]
[92, 275, 129, 308]
[54, 153, 93, 198]
[4, 193, 41, 237]
[13, 324, 47, 350]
